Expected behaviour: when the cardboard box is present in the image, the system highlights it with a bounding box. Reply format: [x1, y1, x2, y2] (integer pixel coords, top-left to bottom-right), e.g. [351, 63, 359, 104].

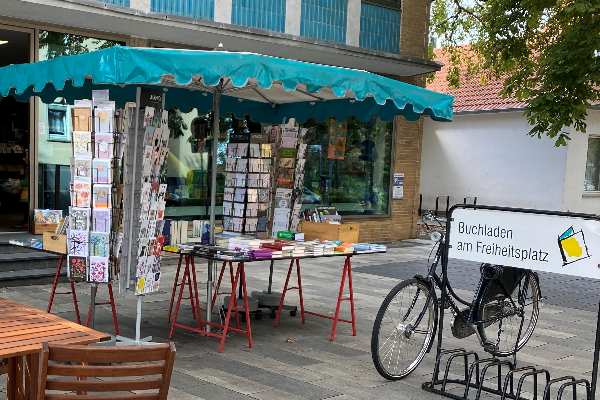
[299, 221, 359, 242]
[34, 223, 59, 235]
[42, 232, 67, 254]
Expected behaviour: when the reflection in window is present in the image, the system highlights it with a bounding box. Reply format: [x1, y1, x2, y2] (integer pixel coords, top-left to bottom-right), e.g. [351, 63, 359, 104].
[300, 116, 393, 215]
[37, 31, 123, 211]
[585, 136, 600, 191]
[47, 99, 71, 142]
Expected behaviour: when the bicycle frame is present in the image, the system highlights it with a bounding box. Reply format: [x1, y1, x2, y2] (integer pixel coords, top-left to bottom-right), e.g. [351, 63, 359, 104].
[409, 237, 526, 343]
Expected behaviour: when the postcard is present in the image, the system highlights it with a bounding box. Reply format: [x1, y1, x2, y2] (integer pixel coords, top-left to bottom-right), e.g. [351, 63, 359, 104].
[89, 256, 109, 283]
[73, 108, 92, 132]
[95, 133, 114, 159]
[246, 203, 258, 217]
[72, 182, 91, 208]
[233, 203, 245, 217]
[90, 231, 109, 257]
[249, 143, 260, 158]
[92, 208, 111, 233]
[92, 159, 111, 184]
[144, 107, 155, 127]
[235, 173, 246, 187]
[94, 107, 114, 133]
[245, 218, 258, 232]
[73, 131, 92, 156]
[68, 255, 87, 282]
[236, 158, 248, 173]
[247, 189, 258, 202]
[258, 189, 270, 203]
[70, 207, 90, 231]
[281, 137, 298, 148]
[223, 201, 233, 216]
[234, 188, 246, 203]
[226, 158, 237, 172]
[34, 209, 62, 224]
[73, 158, 92, 182]
[68, 230, 89, 256]
[93, 184, 112, 208]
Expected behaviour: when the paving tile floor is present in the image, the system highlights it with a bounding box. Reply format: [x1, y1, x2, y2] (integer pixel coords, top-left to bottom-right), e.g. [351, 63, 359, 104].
[0, 239, 598, 399]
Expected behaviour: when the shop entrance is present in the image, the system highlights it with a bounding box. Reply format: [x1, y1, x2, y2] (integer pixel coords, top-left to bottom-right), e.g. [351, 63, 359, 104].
[0, 27, 30, 232]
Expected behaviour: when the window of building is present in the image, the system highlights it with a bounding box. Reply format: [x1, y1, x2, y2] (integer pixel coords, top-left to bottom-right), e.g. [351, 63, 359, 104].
[585, 136, 600, 191]
[232, 0, 286, 32]
[300, 0, 348, 43]
[299, 116, 393, 215]
[359, 2, 400, 53]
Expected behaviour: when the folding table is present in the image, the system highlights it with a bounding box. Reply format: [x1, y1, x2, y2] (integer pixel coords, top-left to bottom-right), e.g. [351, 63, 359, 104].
[167, 249, 386, 351]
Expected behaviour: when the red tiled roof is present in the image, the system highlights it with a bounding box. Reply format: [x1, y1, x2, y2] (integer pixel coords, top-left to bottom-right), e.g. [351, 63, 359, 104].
[427, 48, 527, 112]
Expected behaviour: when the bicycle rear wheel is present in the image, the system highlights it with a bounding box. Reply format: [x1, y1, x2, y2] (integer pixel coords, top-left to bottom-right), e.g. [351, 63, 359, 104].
[476, 271, 540, 357]
[371, 278, 437, 380]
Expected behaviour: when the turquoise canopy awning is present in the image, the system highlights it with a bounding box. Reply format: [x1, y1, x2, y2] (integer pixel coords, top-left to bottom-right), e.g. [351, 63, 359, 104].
[0, 46, 453, 123]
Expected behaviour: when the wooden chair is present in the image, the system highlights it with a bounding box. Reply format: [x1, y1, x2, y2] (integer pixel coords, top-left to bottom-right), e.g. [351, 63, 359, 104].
[38, 342, 176, 400]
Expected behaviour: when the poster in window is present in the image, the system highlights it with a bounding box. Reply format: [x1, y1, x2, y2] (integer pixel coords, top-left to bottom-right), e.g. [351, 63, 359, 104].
[327, 120, 347, 160]
[393, 173, 404, 200]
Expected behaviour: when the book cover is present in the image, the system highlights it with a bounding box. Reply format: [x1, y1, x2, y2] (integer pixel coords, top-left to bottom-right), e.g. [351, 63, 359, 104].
[282, 127, 299, 138]
[276, 178, 293, 189]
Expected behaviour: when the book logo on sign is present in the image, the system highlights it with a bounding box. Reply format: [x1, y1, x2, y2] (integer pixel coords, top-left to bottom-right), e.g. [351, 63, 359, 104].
[558, 226, 591, 266]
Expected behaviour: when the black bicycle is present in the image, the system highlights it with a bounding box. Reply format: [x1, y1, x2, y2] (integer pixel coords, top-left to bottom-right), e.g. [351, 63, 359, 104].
[371, 214, 541, 380]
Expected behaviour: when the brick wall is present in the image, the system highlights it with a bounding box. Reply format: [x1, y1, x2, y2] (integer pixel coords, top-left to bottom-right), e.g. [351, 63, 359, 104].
[352, 0, 429, 242]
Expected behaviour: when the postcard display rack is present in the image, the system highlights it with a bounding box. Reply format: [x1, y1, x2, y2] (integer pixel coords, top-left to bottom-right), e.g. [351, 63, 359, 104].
[222, 129, 274, 237]
[118, 88, 169, 344]
[66, 91, 127, 331]
[272, 126, 307, 236]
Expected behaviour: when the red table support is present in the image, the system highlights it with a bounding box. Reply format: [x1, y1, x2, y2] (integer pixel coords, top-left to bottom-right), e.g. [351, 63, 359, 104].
[167, 253, 198, 323]
[47, 254, 81, 325]
[275, 255, 356, 341]
[169, 255, 252, 353]
[84, 284, 120, 335]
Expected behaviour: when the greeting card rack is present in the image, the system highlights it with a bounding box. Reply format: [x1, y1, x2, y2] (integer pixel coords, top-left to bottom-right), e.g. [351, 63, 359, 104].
[119, 87, 168, 345]
[222, 128, 274, 237]
[66, 93, 131, 333]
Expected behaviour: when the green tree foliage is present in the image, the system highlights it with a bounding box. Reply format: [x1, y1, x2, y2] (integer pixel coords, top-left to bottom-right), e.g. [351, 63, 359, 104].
[430, 0, 600, 146]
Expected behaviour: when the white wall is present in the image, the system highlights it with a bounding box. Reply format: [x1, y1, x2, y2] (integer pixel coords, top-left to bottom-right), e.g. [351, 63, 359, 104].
[562, 109, 600, 213]
[420, 112, 568, 212]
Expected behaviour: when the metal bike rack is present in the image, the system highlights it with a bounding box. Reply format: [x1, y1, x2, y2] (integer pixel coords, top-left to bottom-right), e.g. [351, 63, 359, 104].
[422, 204, 600, 400]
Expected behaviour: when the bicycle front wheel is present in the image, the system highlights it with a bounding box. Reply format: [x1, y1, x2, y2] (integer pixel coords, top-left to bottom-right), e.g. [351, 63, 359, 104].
[477, 271, 540, 357]
[371, 278, 437, 380]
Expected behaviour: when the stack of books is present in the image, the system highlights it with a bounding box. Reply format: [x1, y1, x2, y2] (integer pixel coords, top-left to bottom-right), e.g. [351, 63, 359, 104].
[323, 243, 336, 255]
[303, 242, 324, 256]
[352, 243, 387, 253]
[248, 249, 273, 260]
[262, 241, 295, 257]
[335, 242, 355, 254]
[291, 244, 305, 257]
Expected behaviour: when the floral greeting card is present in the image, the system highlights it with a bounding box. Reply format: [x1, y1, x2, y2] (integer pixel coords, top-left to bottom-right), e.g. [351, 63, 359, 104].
[73, 131, 92, 157]
[68, 230, 89, 256]
[89, 256, 109, 283]
[90, 231, 109, 257]
[72, 182, 91, 208]
[73, 158, 92, 182]
[68, 255, 87, 282]
[70, 207, 90, 231]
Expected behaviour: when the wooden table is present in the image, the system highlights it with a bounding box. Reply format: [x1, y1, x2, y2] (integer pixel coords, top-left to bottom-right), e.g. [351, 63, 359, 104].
[0, 298, 110, 400]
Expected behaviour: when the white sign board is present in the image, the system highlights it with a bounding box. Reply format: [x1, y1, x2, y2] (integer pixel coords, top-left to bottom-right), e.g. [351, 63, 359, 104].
[393, 173, 404, 200]
[449, 208, 600, 278]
